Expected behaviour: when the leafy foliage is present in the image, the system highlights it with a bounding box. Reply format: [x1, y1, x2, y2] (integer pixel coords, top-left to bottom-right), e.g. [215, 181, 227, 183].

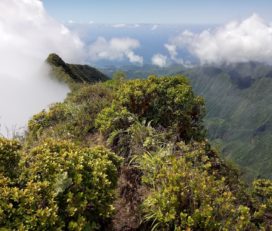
[95, 75, 206, 162]
[252, 179, 272, 225]
[93, 74, 272, 229]
[0, 137, 21, 178]
[27, 84, 113, 144]
[95, 104, 136, 137]
[138, 142, 256, 230]
[0, 139, 122, 230]
[115, 75, 206, 142]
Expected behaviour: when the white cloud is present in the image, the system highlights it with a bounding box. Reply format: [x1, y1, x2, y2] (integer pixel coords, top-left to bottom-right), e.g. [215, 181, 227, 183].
[89, 37, 143, 65]
[0, 0, 84, 64]
[127, 51, 143, 64]
[112, 23, 127, 28]
[68, 19, 75, 24]
[165, 45, 186, 65]
[0, 0, 86, 135]
[166, 14, 272, 65]
[165, 44, 178, 61]
[152, 54, 168, 67]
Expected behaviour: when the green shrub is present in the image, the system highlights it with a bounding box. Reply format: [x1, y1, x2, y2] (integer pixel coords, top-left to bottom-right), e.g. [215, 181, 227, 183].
[102, 71, 127, 90]
[0, 137, 21, 178]
[0, 139, 122, 230]
[98, 75, 206, 143]
[27, 104, 66, 140]
[95, 104, 136, 137]
[27, 84, 113, 144]
[252, 179, 272, 226]
[253, 179, 272, 203]
[138, 142, 255, 230]
[117, 75, 206, 142]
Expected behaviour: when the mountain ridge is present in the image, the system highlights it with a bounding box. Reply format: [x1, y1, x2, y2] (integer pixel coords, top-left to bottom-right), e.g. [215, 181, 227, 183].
[46, 53, 109, 84]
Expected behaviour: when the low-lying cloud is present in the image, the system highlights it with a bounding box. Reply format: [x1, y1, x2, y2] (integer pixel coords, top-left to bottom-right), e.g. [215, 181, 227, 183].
[89, 37, 143, 65]
[165, 14, 272, 65]
[0, 0, 85, 136]
[152, 54, 168, 67]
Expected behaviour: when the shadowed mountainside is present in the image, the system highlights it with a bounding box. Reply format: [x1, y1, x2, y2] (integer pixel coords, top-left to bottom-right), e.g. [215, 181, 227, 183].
[182, 63, 272, 180]
[46, 53, 109, 84]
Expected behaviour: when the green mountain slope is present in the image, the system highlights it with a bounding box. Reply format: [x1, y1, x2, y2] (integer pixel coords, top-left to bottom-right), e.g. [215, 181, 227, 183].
[181, 64, 272, 180]
[46, 53, 109, 84]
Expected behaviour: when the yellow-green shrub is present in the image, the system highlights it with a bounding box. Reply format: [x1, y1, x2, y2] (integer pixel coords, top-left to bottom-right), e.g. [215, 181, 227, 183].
[95, 104, 136, 137]
[27, 84, 113, 144]
[115, 75, 206, 142]
[0, 139, 122, 230]
[252, 179, 272, 227]
[138, 142, 255, 230]
[0, 137, 21, 178]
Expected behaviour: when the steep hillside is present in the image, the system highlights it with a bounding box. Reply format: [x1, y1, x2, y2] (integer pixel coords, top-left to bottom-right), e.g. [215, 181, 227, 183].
[46, 53, 109, 84]
[181, 63, 272, 180]
[106, 63, 272, 181]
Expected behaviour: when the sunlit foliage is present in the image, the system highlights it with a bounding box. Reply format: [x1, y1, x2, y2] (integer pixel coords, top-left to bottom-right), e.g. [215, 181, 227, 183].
[138, 142, 255, 230]
[0, 139, 122, 230]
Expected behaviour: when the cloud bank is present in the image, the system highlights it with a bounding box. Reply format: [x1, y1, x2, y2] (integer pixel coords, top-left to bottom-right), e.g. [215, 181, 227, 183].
[0, 0, 85, 136]
[165, 14, 272, 65]
[89, 37, 143, 65]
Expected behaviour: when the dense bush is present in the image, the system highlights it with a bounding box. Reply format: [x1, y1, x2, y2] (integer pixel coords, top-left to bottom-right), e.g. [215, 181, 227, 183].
[115, 75, 206, 142]
[0, 139, 122, 230]
[138, 142, 256, 230]
[95, 104, 136, 137]
[0, 137, 21, 178]
[252, 179, 272, 226]
[95, 75, 206, 160]
[96, 75, 206, 146]
[27, 84, 113, 144]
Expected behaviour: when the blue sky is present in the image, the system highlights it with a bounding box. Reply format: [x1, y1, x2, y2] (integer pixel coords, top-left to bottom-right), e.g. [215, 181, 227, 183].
[43, 0, 272, 24]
